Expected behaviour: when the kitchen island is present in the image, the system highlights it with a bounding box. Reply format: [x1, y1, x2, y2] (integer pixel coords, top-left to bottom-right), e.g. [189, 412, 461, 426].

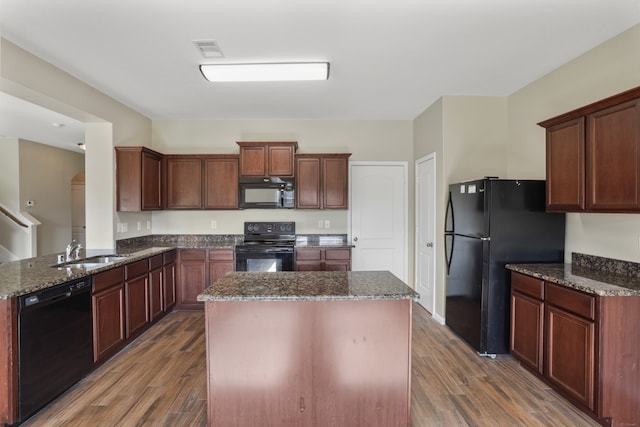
[197, 271, 419, 427]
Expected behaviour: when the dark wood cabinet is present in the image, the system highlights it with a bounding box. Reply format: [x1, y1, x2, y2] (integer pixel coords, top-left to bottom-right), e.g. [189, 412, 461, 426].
[296, 154, 351, 209]
[177, 248, 234, 310]
[165, 155, 239, 210]
[148, 255, 163, 322]
[510, 273, 544, 375]
[163, 250, 177, 311]
[545, 118, 585, 211]
[204, 156, 239, 209]
[92, 267, 126, 363]
[116, 147, 163, 211]
[510, 271, 640, 425]
[539, 86, 640, 213]
[587, 99, 640, 211]
[124, 260, 150, 338]
[165, 156, 203, 209]
[295, 248, 351, 271]
[237, 141, 297, 177]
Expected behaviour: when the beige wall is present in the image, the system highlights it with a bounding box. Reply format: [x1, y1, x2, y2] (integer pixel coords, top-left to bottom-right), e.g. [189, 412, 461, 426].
[507, 23, 640, 262]
[18, 139, 85, 255]
[414, 96, 508, 319]
[1, 38, 152, 251]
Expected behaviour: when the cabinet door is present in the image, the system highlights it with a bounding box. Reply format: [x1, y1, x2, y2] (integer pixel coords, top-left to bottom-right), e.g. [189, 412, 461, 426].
[511, 292, 544, 374]
[166, 157, 203, 209]
[163, 262, 176, 311]
[125, 274, 149, 338]
[587, 99, 640, 211]
[204, 157, 239, 209]
[295, 248, 323, 271]
[178, 251, 207, 310]
[323, 156, 349, 209]
[546, 118, 585, 211]
[209, 262, 234, 283]
[268, 145, 295, 176]
[545, 305, 595, 410]
[296, 157, 321, 209]
[149, 267, 163, 322]
[92, 268, 126, 363]
[141, 150, 162, 210]
[239, 145, 266, 177]
[324, 248, 351, 271]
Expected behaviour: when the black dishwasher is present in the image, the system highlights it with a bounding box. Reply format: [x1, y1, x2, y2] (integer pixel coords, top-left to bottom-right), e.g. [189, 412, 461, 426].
[17, 278, 93, 422]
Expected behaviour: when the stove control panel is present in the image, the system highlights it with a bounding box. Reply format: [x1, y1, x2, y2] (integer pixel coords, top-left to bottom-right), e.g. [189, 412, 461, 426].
[244, 221, 295, 235]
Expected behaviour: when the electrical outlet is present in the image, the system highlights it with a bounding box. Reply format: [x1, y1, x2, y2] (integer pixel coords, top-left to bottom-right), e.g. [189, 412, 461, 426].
[318, 220, 324, 229]
[211, 220, 217, 229]
[137, 221, 142, 231]
[147, 220, 151, 230]
[324, 220, 330, 229]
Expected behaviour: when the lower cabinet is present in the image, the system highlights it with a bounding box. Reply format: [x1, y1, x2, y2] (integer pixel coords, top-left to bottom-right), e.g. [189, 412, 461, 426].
[510, 271, 640, 425]
[148, 255, 163, 322]
[92, 267, 126, 363]
[125, 259, 150, 338]
[163, 250, 177, 311]
[295, 248, 351, 271]
[177, 248, 234, 310]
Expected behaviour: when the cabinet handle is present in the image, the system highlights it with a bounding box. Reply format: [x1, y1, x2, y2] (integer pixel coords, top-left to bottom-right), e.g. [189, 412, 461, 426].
[299, 396, 306, 413]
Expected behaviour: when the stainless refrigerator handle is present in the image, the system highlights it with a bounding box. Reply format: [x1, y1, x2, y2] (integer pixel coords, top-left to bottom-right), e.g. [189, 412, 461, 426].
[481, 237, 491, 241]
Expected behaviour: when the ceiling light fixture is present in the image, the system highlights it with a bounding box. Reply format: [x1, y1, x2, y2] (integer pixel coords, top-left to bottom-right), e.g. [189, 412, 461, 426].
[200, 62, 329, 82]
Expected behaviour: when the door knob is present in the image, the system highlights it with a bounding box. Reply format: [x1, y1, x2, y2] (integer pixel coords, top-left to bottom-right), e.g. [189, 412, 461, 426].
[426, 242, 433, 247]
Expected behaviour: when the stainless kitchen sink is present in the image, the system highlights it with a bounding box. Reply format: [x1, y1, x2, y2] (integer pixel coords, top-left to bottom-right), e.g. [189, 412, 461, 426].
[52, 254, 130, 270]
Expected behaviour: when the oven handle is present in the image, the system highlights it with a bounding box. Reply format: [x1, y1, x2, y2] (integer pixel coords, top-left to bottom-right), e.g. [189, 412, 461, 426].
[235, 247, 294, 254]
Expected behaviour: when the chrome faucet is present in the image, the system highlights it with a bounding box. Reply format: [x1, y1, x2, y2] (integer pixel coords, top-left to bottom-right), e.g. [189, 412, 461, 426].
[65, 240, 83, 261]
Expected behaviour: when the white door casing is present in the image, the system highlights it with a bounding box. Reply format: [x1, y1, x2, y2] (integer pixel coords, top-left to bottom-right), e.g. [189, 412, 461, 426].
[349, 162, 407, 283]
[415, 154, 436, 314]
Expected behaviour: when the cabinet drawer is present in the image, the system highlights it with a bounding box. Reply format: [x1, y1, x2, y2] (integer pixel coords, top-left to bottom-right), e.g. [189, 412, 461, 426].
[295, 248, 322, 260]
[163, 250, 176, 265]
[93, 267, 124, 293]
[545, 283, 595, 320]
[149, 254, 163, 270]
[126, 259, 149, 280]
[511, 272, 544, 300]
[179, 249, 206, 261]
[325, 248, 351, 260]
[209, 249, 234, 261]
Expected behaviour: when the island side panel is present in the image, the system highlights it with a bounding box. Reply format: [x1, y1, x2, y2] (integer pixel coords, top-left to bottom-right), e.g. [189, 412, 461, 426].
[204, 300, 311, 427]
[204, 299, 412, 427]
[311, 299, 412, 427]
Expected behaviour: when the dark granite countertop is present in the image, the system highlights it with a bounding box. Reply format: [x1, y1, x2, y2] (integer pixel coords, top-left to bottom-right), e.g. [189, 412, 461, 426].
[197, 271, 419, 302]
[0, 247, 173, 299]
[506, 263, 640, 297]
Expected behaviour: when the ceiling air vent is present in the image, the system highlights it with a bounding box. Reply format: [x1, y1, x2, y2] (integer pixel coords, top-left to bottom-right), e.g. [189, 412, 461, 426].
[193, 40, 224, 58]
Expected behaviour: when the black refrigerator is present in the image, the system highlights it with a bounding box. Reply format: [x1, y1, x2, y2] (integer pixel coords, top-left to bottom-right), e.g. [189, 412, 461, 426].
[444, 178, 565, 356]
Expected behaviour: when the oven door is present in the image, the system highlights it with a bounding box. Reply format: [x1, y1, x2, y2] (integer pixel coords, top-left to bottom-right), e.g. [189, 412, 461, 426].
[235, 247, 294, 272]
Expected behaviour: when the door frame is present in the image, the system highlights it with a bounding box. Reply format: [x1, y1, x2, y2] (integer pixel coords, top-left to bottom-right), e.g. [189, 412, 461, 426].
[415, 153, 437, 315]
[348, 161, 408, 283]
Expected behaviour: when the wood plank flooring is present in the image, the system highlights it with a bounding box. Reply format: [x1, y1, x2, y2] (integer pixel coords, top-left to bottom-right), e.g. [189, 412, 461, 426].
[23, 304, 600, 426]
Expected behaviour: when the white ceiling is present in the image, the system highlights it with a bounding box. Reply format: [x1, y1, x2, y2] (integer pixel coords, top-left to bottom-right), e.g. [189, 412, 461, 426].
[1, 0, 639, 149]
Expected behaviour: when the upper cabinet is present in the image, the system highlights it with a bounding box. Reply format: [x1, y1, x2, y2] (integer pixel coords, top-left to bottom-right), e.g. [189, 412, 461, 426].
[237, 141, 297, 177]
[165, 155, 239, 210]
[296, 154, 351, 209]
[539, 86, 640, 213]
[116, 147, 163, 211]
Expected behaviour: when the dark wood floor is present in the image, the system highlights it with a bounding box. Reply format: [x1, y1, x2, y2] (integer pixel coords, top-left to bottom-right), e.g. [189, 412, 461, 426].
[23, 304, 599, 426]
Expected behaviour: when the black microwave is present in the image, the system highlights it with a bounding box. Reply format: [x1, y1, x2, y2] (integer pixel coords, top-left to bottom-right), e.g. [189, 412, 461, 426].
[238, 177, 295, 209]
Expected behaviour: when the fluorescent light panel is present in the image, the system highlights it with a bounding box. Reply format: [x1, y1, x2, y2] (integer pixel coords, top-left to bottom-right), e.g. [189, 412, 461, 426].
[200, 62, 329, 82]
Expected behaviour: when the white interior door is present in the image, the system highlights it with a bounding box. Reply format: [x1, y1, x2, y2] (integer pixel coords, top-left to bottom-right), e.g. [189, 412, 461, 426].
[350, 162, 407, 282]
[415, 154, 436, 313]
